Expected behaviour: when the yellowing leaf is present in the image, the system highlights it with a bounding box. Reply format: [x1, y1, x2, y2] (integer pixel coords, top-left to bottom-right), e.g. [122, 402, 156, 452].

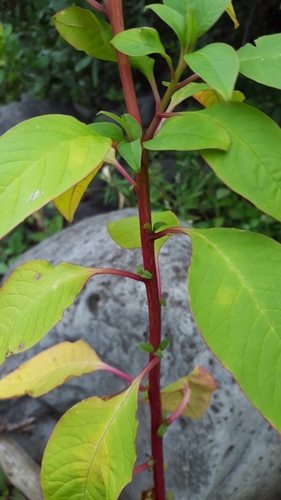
[0, 340, 107, 398]
[193, 89, 245, 108]
[42, 372, 143, 499]
[143, 366, 217, 419]
[54, 166, 102, 222]
[226, 2, 240, 29]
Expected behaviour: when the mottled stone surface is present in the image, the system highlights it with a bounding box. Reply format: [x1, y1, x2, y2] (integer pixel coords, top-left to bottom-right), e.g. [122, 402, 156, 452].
[0, 209, 281, 500]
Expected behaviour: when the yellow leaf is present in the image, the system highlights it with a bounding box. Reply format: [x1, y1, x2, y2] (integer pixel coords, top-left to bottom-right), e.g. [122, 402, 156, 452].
[54, 163, 103, 222]
[226, 2, 240, 29]
[143, 365, 217, 419]
[193, 89, 245, 108]
[0, 340, 106, 398]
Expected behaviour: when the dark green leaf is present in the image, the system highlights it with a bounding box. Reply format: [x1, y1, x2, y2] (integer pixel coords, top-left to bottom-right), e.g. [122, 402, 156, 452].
[138, 343, 155, 353]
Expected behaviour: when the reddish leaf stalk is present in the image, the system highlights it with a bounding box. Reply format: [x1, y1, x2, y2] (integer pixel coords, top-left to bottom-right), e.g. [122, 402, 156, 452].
[133, 461, 152, 476]
[94, 268, 145, 282]
[166, 385, 191, 426]
[85, 0, 108, 16]
[102, 364, 146, 391]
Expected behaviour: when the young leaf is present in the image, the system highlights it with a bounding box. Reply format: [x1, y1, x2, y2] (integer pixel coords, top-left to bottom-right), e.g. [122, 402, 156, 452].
[238, 34, 281, 89]
[138, 343, 155, 353]
[160, 299, 167, 307]
[145, 5, 186, 46]
[154, 348, 163, 358]
[141, 270, 153, 279]
[122, 114, 142, 141]
[185, 43, 239, 101]
[186, 228, 281, 432]
[153, 221, 167, 232]
[106, 211, 180, 256]
[111, 27, 166, 57]
[88, 122, 125, 143]
[0, 260, 101, 364]
[144, 112, 231, 152]
[200, 102, 281, 221]
[0, 340, 107, 398]
[157, 422, 168, 437]
[0, 115, 111, 239]
[169, 82, 215, 110]
[136, 265, 143, 274]
[226, 2, 239, 29]
[164, 0, 231, 38]
[129, 55, 156, 85]
[53, 7, 117, 61]
[159, 338, 170, 351]
[118, 139, 142, 173]
[54, 169, 99, 223]
[41, 374, 142, 499]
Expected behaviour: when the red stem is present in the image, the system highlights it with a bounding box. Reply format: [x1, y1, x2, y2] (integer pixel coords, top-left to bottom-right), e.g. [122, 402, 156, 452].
[108, 2, 166, 498]
[133, 461, 152, 476]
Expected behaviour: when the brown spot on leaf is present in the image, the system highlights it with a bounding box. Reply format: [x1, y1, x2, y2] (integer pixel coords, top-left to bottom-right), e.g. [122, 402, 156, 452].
[18, 342, 24, 351]
[35, 274, 42, 280]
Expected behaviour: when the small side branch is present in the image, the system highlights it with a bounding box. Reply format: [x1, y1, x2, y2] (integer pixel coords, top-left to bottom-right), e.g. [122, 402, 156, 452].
[95, 268, 146, 283]
[85, 0, 108, 15]
[173, 73, 200, 92]
[150, 227, 188, 242]
[166, 385, 191, 426]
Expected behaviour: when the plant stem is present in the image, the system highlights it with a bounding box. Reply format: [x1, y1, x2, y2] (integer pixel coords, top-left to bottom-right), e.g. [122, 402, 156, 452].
[94, 268, 145, 282]
[166, 385, 191, 426]
[109, 2, 166, 497]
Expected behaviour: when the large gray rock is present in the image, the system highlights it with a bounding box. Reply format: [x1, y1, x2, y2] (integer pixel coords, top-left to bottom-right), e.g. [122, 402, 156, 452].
[0, 209, 281, 500]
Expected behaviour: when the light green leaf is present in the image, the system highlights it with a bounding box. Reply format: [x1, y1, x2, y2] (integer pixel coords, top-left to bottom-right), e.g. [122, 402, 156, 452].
[88, 122, 125, 143]
[0, 115, 111, 238]
[185, 43, 239, 101]
[238, 34, 281, 89]
[164, 0, 231, 37]
[0, 260, 100, 365]
[41, 374, 142, 499]
[169, 82, 214, 110]
[107, 211, 180, 256]
[200, 102, 281, 221]
[144, 112, 230, 152]
[97, 112, 141, 141]
[186, 227, 281, 432]
[145, 4, 186, 45]
[53, 6, 117, 61]
[118, 139, 142, 173]
[111, 27, 166, 57]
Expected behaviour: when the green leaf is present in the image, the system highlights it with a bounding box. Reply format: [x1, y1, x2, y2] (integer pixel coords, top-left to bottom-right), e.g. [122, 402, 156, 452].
[141, 270, 153, 279]
[122, 114, 142, 141]
[144, 112, 231, 152]
[111, 27, 166, 57]
[169, 82, 214, 110]
[164, 0, 231, 37]
[160, 299, 167, 307]
[186, 228, 281, 432]
[88, 122, 125, 143]
[154, 348, 163, 358]
[0, 340, 108, 398]
[129, 55, 156, 84]
[185, 43, 239, 101]
[200, 102, 281, 221]
[41, 375, 142, 499]
[145, 4, 186, 45]
[157, 422, 168, 437]
[106, 211, 180, 255]
[138, 343, 155, 353]
[53, 6, 117, 61]
[153, 221, 167, 232]
[118, 139, 142, 173]
[0, 115, 111, 239]
[0, 260, 100, 365]
[98, 112, 141, 141]
[169, 82, 245, 111]
[237, 34, 281, 89]
[159, 338, 170, 351]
